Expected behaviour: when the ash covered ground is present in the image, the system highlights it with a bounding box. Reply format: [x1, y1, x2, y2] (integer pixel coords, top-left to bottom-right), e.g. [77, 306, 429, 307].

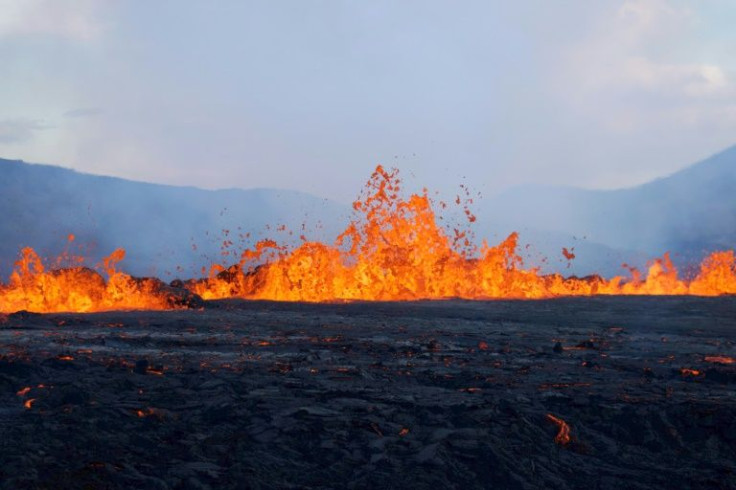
[1, 297, 736, 489]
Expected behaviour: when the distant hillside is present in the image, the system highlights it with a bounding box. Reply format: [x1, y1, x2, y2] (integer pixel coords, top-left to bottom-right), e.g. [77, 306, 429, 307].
[3, 147, 734, 282]
[478, 145, 736, 275]
[0, 159, 348, 279]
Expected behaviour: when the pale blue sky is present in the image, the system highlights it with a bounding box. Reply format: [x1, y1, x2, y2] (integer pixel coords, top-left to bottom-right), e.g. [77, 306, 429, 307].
[1, 0, 735, 202]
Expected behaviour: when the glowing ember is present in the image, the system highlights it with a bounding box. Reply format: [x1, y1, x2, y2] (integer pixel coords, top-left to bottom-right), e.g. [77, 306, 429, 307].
[546, 413, 571, 445]
[704, 356, 735, 365]
[459, 387, 482, 393]
[1, 165, 736, 313]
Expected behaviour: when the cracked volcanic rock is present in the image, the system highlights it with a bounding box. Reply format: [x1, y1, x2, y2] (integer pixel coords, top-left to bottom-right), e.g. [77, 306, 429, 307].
[1, 297, 735, 489]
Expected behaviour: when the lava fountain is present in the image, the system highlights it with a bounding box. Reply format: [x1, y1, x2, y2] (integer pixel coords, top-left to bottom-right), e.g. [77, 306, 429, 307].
[187, 166, 736, 301]
[1, 166, 735, 313]
[0, 241, 199, 313]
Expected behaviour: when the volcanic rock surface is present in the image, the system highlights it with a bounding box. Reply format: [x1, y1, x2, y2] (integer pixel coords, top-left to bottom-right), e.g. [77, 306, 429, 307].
[1, 297, 735, 489]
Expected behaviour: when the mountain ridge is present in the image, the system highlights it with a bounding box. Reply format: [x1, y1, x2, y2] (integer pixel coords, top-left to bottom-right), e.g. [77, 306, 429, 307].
[2, 145, 734, 280]
[0, 157, 349, 279]
[479, 144, 736, 262]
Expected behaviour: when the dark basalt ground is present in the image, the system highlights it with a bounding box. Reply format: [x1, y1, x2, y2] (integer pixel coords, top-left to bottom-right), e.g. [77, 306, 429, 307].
[1, 297, 736, 489]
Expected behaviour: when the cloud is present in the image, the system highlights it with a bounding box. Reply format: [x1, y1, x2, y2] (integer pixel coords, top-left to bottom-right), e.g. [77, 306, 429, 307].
[515, 0, 736, 191]
[0, 0, 106, 41]
[64, 108, 104, 119]
[0, 118, 52, 144]
[558, 0, 733, 122]
[617, 0, 691, 35]
[620, 58, 728, 97]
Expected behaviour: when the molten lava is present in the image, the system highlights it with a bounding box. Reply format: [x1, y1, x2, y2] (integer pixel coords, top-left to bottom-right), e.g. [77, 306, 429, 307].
[188, 166, 736, 302]
[546, 413, 572, 446]
[704, 356, 735, 365]
[0, 244, 183, 313]
[1, 165, 736, 313]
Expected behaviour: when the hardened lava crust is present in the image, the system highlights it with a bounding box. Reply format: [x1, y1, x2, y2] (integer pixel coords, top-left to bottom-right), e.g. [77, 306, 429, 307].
[1, 296, 735, 489]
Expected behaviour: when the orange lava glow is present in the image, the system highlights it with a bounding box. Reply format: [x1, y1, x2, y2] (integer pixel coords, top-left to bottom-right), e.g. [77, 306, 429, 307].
[704, 356, 735, 365]
[1, 165, 736, 313]
[0, 245, 185, 313]
[546, 413, 571, 445]
[189, 166, 736, 302]
[136, 408, 154, 418]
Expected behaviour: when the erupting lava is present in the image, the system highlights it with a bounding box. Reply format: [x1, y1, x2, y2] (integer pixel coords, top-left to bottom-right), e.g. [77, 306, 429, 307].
[1, 165, 736, 313]
[0, 242, 190, 313]
[188, 166, 736, 302]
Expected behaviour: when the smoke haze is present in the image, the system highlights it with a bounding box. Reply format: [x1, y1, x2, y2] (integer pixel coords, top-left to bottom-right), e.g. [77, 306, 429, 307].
[2, 145, 734, 281]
